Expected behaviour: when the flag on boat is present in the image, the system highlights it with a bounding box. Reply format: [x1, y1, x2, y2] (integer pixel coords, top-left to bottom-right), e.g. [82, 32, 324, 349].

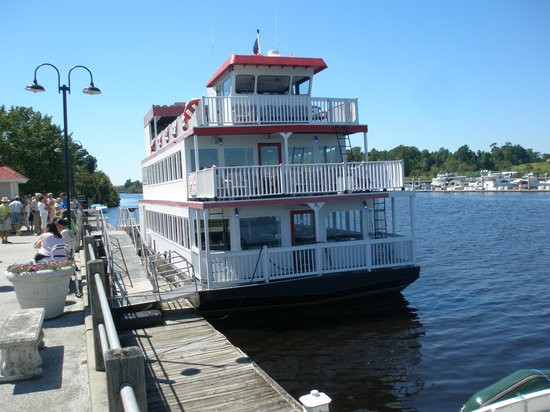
[253, 29, 261, 55]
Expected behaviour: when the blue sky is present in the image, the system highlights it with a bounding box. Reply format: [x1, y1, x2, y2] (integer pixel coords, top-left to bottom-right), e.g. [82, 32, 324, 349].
[1, 0, 549, 184]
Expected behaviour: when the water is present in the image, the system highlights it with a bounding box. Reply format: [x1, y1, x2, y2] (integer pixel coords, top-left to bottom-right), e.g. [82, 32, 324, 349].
[207, 192, 550, 411]
[104, 193, 142, 225]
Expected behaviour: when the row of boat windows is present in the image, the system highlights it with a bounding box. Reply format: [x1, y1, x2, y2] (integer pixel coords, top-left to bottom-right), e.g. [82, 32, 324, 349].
[143, 152, 183, 185]
[189, 147, 343, 170]
[222, 75, 311, 96]
[145, 209, 365, 252]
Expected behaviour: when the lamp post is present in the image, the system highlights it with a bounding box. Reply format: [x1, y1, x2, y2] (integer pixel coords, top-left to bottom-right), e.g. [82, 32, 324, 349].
[26, 64, 101, 229]
[55, 139, 85, 198]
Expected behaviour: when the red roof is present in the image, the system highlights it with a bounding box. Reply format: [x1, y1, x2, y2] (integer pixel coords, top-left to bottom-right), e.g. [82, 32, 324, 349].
[0, 166, 28, 181]
[206, 55, 328, 87]
[143, 104, 186, 127]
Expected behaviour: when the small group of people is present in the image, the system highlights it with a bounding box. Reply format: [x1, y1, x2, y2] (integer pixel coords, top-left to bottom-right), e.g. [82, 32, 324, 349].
[0, 192, 79, 243]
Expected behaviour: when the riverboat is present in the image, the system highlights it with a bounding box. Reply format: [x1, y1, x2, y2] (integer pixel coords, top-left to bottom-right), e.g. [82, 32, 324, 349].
[139, 48, 420, 312]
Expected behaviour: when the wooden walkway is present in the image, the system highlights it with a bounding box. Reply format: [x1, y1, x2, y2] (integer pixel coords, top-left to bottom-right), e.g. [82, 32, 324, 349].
[103, 227, 302, 411]
[119, 301, 302, 411]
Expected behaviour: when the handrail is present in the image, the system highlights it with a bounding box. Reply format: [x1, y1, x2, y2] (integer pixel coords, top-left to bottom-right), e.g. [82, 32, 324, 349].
[120, 384, 140, 412]
[95, 272, 121, 350]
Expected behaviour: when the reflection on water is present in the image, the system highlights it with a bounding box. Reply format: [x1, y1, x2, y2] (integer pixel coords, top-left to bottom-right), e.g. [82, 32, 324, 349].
[209, 294, 424, 411]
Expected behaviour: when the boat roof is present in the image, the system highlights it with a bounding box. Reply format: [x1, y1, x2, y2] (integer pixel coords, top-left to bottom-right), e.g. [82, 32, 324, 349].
[206, 54, 328, 87]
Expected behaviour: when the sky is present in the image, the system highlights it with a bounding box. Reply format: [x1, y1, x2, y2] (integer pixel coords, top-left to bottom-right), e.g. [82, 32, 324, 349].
[1, 0, 549, 184]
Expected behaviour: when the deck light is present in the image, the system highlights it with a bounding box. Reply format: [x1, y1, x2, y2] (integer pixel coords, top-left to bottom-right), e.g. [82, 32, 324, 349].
[313, 135, 319, 144]
[217, 137, 223, 145]
[362, 200, 369, 209]
[26, 63, 101, 229]
[234, 208, 239, 218]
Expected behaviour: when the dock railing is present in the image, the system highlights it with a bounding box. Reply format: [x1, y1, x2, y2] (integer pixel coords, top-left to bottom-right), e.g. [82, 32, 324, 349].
[84, 230, 147, 412]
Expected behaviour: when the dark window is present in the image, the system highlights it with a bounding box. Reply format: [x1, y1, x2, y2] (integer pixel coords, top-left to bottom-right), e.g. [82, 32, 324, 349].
[291, 76, 311, 95]
[235, 75, 255, 94]
[240, 216, 281, 250]
[257, 75, 290, 95]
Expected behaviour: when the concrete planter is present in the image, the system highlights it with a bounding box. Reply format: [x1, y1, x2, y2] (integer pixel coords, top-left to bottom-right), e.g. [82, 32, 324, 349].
[5, 267, 75, 319]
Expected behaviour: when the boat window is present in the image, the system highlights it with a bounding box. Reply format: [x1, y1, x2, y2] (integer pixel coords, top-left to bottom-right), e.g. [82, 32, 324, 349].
[190, 149, 219, 170]
[326, 210, 363, 242]
[291, 76, 311, 95]
[289, 147, 313, 164]
[200, 219, 231, 251]
[235, 75, 255, 94]
[224, 148, 254, 166]
[257, 75, 290, 95]
[222, 76, 232, 96]
[319, 146, 342, 163]
[240, 216, 281, 250]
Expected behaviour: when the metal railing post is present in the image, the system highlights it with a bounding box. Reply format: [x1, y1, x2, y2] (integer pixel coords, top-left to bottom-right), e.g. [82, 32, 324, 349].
[104, 347, 147, 412]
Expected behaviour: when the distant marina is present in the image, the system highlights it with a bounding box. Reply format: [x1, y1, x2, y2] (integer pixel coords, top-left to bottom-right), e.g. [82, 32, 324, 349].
[408, 170, 550, 192]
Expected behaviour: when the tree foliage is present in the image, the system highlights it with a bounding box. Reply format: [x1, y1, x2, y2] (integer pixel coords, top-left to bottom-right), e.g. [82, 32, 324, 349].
[349, 142, 546, 178]
[0, 105, 119, 206]
[116, 179, 143, 193]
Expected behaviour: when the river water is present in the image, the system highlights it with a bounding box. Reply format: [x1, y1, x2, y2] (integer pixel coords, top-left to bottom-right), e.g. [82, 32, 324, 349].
[112, 192, 550, 411]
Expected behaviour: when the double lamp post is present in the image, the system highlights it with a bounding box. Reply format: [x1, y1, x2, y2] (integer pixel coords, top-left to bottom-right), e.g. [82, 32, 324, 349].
[26, 64, 101, 228]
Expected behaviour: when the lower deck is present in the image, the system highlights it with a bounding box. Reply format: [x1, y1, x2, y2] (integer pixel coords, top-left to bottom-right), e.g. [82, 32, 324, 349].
[140, 191, 416, 289]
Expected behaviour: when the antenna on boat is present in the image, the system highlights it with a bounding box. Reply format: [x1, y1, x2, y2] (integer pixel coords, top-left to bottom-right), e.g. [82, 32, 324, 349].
[274, 0, 280, 52]
[209, 1, 215, 69]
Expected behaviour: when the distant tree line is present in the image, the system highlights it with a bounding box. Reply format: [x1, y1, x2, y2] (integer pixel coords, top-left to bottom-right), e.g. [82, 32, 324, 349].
[117, 179, 143, 193]
[349, 143, 550, 178]
[0, 105, 119, 206]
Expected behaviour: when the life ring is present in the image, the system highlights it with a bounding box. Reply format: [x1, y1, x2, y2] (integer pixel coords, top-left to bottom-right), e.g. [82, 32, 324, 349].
[182, 98, 201, 131]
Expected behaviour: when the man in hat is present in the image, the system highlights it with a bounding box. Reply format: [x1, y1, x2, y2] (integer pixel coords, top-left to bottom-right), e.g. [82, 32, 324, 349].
[0, 196, 12, 244]
[54, 218, 76, 256]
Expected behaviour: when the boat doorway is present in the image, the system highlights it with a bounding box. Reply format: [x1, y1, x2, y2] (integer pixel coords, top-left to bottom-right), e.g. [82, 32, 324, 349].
[258, 143, 282, 165]
[290, 210, 316, 273]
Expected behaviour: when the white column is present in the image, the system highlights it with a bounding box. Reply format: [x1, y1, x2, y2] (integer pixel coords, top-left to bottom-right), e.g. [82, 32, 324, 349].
[203, 209, 212, 288]
[193, 134, 199, 171]
[280, 132, 292, 194]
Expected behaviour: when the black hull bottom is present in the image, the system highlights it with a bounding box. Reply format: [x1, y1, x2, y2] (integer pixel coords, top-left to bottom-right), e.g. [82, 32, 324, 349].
[190, 265, 420, 315]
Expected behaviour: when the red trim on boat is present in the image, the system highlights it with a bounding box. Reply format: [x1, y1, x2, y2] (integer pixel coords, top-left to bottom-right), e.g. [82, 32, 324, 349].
[140, 192, 389, 210]
[206, 55, 328, 87]
[192, 124, 368, 136]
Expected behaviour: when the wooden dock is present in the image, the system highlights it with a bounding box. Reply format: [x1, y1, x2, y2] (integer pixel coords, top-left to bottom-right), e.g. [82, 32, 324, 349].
[119, 301, 302, 411]
[95, 226, 302, 411]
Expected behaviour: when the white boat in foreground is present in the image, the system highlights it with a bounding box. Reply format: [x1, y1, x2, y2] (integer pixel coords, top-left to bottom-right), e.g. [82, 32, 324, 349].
[139, 47, 419, 313]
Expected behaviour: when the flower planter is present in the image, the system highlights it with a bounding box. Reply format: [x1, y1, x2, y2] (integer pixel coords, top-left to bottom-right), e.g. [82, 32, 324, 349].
[5, 267, 75, 319]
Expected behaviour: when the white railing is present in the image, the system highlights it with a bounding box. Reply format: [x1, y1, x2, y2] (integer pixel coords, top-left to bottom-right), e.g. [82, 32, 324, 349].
[200, 95, 358, 126]
[187, 161, 404, 199]
[207, 237, 414, 287]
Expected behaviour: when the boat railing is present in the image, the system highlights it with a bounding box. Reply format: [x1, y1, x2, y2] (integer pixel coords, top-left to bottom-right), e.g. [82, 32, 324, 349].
[207, 236, 414, 287]
[200, 95, 358, 126]
[188, 160, 404, 200]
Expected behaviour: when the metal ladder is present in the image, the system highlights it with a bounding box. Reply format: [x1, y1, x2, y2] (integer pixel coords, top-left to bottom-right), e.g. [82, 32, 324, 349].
[373, 198, 388, 238]
[337, 134, 352, 162]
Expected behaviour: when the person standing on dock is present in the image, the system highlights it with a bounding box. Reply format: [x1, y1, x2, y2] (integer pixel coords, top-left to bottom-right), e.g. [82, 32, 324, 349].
[0, 197, 12, 244]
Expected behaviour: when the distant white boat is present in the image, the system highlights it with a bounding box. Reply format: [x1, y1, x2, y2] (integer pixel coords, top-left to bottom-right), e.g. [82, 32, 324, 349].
[90, 203, 108, 211]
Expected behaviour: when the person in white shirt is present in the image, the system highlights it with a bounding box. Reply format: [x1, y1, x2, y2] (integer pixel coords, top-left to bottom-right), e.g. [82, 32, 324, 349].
[37, 195, 48, 234]
[33, 222, 66, 261]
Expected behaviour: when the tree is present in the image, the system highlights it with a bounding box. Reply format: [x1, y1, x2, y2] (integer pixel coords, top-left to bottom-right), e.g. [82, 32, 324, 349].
[0, 105, 119, 205]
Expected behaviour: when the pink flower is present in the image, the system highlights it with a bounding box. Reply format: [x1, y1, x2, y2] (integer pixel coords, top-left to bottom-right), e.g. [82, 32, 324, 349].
[7, 260, 72, 274]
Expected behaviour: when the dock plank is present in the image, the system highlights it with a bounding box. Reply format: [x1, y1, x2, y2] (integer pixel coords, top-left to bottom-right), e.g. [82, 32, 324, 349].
[123, 307, 302, 411]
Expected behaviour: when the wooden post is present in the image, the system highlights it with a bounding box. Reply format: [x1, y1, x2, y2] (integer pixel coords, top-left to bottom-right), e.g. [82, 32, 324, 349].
[104, 346, 147, 412]
[88, 258, 107, 371]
